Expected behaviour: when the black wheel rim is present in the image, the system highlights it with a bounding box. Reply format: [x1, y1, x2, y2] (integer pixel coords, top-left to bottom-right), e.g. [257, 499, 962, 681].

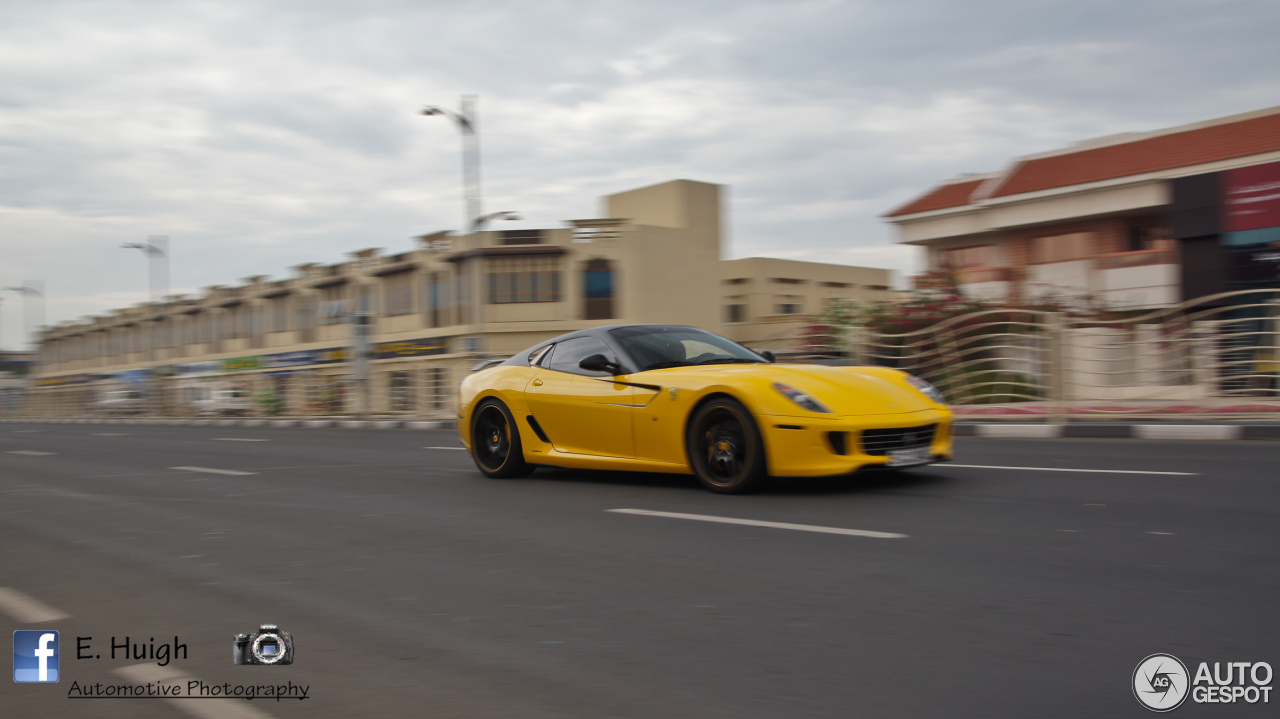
[698, 409, 747, 486]
[474, 405, 511, 471]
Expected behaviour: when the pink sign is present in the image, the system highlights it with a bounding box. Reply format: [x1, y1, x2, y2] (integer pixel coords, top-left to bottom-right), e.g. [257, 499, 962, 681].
[1224, 160, 1280, 232]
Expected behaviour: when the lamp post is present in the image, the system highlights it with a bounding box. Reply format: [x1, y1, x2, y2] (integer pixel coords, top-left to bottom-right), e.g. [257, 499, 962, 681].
[3, 282, 44, 351]
[423, 95, 507, 233]
[471, 211, 522, 233]
[121, 236, 169, 302]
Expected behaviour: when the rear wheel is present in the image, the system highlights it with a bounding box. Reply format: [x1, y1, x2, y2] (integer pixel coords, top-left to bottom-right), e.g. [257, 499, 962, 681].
[686, 397, 768, 494]
[471, 399, 534, 478]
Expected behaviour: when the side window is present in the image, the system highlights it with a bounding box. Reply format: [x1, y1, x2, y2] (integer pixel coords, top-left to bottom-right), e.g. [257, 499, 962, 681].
[528, 344, 553, 366]
[546, 336, 617, 376]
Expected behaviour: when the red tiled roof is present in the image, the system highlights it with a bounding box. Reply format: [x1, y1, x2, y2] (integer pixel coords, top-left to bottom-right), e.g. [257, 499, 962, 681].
[991, 112, 1280, 198]
[885, 178, 985, 217]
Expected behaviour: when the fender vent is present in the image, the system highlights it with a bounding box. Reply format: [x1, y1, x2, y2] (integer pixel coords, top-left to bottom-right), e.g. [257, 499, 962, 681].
[525, 416, 551, 444]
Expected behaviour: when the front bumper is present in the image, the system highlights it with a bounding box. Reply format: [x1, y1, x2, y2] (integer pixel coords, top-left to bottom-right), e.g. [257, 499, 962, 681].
[759, 409, 952, 477]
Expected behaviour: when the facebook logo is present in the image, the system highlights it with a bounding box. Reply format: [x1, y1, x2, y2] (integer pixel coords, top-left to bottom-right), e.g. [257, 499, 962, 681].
[14, 630, 59, 682]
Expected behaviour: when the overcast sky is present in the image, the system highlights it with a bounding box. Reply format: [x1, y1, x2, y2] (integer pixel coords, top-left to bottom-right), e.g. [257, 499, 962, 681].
[2, 0, 1278, 349]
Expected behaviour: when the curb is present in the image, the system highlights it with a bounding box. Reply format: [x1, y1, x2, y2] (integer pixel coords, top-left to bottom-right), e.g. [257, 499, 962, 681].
[954, 423, 1280, 441]
[0, 417, 457, 431]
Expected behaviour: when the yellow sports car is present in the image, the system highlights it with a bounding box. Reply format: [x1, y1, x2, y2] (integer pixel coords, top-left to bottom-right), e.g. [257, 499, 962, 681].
[457, 324, 953, 493]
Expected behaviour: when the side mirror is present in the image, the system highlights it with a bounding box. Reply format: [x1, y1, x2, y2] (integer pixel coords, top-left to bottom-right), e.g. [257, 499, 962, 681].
[579, 354, 621, 374]
[760, 350, 776, 363]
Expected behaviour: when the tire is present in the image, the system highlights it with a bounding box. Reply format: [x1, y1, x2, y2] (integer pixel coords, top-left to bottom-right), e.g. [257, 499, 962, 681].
[470, 399, 534, 478]
[686, 397, 768, 494]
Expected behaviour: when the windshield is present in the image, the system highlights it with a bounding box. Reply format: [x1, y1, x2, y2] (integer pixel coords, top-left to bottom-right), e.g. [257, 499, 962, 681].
[608, 326, 765, 371]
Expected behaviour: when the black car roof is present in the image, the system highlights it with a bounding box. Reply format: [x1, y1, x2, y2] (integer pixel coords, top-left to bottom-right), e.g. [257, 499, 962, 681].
[496, 324, 704, 368]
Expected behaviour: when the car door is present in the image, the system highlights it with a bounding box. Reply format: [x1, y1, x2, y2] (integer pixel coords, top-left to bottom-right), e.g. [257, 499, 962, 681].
[525, 336, 636, 458]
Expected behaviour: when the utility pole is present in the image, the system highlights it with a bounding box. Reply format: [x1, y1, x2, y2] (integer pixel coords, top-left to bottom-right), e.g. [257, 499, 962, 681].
[351, 307, 372, 420]
[3, 282, 44, 351]
[121, 236, 169, 302]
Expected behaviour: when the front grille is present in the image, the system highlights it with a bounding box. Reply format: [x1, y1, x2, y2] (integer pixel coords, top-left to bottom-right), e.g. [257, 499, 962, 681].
[860, 424, 936, 456]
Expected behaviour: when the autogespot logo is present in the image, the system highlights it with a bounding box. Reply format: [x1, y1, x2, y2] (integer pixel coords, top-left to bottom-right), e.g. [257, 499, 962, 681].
[14, 630, 60, 683]
[1134, 653, 1189, 712]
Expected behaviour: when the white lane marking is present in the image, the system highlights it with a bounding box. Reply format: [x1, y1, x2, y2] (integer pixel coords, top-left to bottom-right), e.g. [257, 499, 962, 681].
[1148, 531, 1176, 535]
[941, 464, 1196, 476]
[90, 433, 129, 436]
[171, 466, 256, 476]
[7, 450, 54, 456]
[423, 446, 466, 450]
[0, 587, 71, 623]
[114, 664, 281, 718]
[12, 430, 41, 433]
[212, 438, 269, 442]
[607, 508, 908, 539]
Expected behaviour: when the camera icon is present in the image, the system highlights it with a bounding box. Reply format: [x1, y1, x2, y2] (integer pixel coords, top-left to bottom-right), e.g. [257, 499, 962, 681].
[233, 625, 294, 665]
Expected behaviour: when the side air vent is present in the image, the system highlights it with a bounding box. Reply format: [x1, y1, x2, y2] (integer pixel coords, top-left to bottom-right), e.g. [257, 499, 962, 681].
[526, 416, 551, 444]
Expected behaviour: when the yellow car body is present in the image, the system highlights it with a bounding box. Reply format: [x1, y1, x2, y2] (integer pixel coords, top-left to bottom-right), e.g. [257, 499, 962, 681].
[457, 325, 952, 489]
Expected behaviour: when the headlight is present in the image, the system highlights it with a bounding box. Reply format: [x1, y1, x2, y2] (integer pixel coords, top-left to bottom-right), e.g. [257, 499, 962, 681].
[905, 375, 947, 405]
[772, 382, 832, 413]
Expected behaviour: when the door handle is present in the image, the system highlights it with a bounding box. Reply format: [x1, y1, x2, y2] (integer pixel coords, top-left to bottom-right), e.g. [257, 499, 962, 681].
[532, 379, 543, 386]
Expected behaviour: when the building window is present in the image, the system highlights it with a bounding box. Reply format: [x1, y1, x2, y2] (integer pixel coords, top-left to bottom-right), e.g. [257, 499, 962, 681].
[427, 367, 448, 410]
[583, 258, 614, 320]
[1126, 225, 1169, 252]
[819, 281, 852, 288]
[486, 256, 562, 304]
[725, 304, 746, 323]
[389, 370, 414, 412]
[426, 272, 450, 328]
[320, 284, 347, 324]
[775, 298, 803, 315]
[271, 297, 290, 332]
[456, 265, 472, 324]
[383, 272, 414, 316]
[943, 245, 993, 268]
[500, 229, 542, 245]
[1031, 232, 1094, 264]
[295, 303, 315, 329]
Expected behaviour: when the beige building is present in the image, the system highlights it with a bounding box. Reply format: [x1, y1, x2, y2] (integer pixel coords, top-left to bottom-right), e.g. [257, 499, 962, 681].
[31, 179, 895, 417]
[720, 258, 892, 345]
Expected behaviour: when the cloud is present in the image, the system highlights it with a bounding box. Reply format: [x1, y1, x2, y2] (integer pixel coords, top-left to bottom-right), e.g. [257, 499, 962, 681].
[2, 0, 1278, 348]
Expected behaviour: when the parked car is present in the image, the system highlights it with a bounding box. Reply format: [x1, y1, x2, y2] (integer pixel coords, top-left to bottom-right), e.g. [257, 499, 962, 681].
[194, 387, 253, 416]
[92, 389, 145, 415]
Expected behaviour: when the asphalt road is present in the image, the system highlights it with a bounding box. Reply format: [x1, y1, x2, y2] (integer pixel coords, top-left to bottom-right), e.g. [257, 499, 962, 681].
[1, 423, 1277, 718]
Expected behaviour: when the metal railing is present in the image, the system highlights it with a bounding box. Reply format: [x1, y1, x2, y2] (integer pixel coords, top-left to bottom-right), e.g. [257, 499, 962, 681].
[748, 289, 1280, 421]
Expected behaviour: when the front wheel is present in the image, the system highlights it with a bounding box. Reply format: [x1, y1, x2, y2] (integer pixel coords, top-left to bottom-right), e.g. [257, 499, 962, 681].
[470, 399, 534, 478]
[686, 397, 768, 494]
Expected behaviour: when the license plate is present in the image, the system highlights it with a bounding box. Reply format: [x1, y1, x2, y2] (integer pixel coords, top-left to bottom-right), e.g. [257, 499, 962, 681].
[887, 446, 932, 467]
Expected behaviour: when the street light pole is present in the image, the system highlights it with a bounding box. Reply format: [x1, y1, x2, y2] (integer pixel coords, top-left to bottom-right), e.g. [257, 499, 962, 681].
[421, 96, 486, 232]
[121, 236, 169, 302]
[3, 282, 44, 351]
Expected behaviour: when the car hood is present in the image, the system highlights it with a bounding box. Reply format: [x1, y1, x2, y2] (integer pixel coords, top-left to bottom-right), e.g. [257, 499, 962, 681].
[648, 363, 937, 416]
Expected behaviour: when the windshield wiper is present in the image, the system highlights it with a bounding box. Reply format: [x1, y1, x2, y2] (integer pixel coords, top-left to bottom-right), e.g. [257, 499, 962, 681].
[642, 360, 694, 370]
